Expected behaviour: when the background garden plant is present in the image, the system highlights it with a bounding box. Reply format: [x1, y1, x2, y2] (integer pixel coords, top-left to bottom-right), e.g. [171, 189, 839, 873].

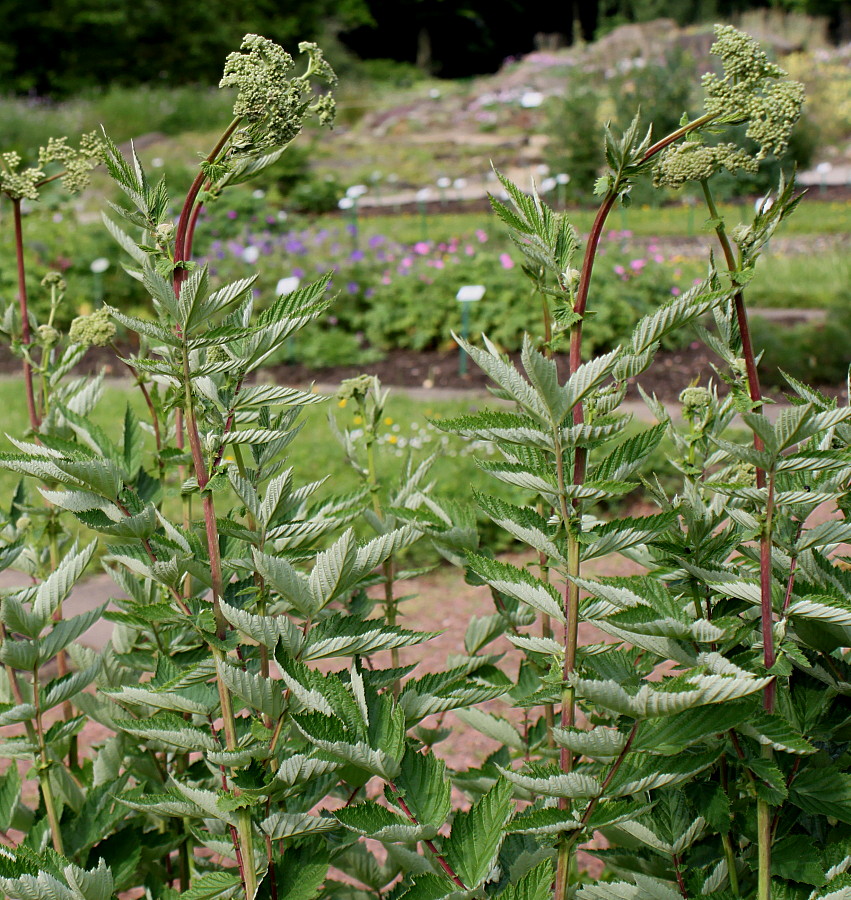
[0, 22, 848, 900]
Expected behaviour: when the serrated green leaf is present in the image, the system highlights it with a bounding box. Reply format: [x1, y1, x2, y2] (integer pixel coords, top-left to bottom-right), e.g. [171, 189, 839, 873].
[443, 777, 514, 889]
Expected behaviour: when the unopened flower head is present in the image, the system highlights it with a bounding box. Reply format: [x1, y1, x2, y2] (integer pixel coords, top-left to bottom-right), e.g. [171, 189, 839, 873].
[155, 222, 175, 244]
[37, 324, 60, 346]
[336, 374, 378, 403]
[220, 35, 337, 153]
[0, 151, 43, 201]
[38, 132, 103, 194]
[68, 308, 116, 347]
[702, 25, 805, 160]
[654, 140, 757, 189]
[679, 385, 712, 418]
[41, 271, 67, 292]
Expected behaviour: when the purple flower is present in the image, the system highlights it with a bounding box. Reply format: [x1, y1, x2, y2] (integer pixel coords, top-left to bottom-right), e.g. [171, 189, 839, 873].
[293, 267, 305, 278]
[347, 282, 359, 294]
[346, 224, 357, 236]
[349, 249, 365, 262]
[368, 235, 385, 248]
[365, 289, 375, 299]
[227, 210, 238, 220]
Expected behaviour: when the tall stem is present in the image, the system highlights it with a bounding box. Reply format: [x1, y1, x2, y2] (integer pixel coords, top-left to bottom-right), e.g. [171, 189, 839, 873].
[174, 144, 257, 891]
[365, 428, 400, 692]
[32, 660, 65, 855]
[11, 199, 40, 432]
[700, 179, 765, 487]
[173, 118, 241, 292]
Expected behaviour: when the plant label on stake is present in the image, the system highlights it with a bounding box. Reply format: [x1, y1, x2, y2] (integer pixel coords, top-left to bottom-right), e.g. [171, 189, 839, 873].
[276, 276, 301, 362]
[90, 257, 110, 308]
[456, 285, 485, 376]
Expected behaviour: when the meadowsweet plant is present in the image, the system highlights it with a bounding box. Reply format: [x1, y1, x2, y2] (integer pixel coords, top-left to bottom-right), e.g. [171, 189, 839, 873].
[0, 32, 513, 900]
[0, 23, 848, 900]
[437, 24, 851, 900]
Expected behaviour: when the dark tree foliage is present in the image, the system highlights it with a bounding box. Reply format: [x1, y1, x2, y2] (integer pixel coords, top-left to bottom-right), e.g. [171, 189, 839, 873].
[0, 0, 369, 95]
[0, 0, 847, 93]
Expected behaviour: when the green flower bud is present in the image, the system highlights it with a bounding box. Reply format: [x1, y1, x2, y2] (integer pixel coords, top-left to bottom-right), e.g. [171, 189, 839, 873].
[37, 324, 60, 346]
[219, 35, 337, 153]
[336, 374, 378, 403]
[155, 222, 175, 244]
[679, 386, 712, 418]
[68, 309, 116, 347]
[41, 271, 67, 291]
[654, 141, 757, 189]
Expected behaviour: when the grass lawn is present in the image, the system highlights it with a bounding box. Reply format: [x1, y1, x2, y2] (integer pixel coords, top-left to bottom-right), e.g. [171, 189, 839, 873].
[0, 376, 505, 535]
[357, 198, 851, 243]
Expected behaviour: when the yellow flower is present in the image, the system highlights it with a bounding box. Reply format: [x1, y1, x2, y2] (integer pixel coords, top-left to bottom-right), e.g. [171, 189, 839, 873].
[384, 417, 393, 426]
[353, 415, 363, 424]
[388, 435, 398, 444]
[338, 398, 347, 408]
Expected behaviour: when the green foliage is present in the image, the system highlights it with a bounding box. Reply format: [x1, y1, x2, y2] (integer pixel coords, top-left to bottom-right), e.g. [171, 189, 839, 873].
[0, 23, 848, 900]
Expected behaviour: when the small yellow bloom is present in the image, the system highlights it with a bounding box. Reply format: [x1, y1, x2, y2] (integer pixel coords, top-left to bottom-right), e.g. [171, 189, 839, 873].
[384, 417, 393, 426]
[353, 415, 363, 425]
[338, 398, 348, 408]
[388, 435, 398, 444]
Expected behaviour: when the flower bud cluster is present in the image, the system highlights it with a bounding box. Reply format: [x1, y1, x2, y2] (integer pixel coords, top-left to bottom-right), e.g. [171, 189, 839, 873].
[679, 385, 712, 419]
[38, 132, 104, 194]
[1, 132, 103, 200]
[654, 141, 757, 188]
[702, 25, 805, 160]
[41, 271, 67, 292]
[336, 375, 378, 403]
[37, 324, 60, 346]
[0, 151, 42, 201]
[68, 309, 116, 347]
[219, 35, 337, 154]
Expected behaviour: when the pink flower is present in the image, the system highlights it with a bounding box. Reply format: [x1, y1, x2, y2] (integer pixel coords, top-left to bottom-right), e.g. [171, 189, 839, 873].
[671, 287, 681, 296]
[476, 229, 488, 243]
[614, 265, 625, 276]
[465, 245, 475, 256]
[629, 259, 646, 272]
[653, 254, 664, 264]
[433, 259, 445, 269]
[413, 242, 430, 255]
[401, 257, 413, 268]
[381, 275, 392, 285]
[499, 253, 514, 269]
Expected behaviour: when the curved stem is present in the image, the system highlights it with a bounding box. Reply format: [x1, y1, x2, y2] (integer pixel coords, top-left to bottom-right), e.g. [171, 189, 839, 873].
[389, 782, 467, 889]
[173, 118, 241, 294]
[12, 199, 40, 432]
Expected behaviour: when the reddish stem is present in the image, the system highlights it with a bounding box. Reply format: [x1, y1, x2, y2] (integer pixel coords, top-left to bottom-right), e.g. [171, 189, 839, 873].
[12, 199, 40, 432]
[183, 181, 209, 264]
[390, 783, 467, 889]
[173, 119, 240, 294]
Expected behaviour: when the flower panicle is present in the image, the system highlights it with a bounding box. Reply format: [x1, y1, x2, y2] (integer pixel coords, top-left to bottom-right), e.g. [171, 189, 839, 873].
[219, 34, 337, 155]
